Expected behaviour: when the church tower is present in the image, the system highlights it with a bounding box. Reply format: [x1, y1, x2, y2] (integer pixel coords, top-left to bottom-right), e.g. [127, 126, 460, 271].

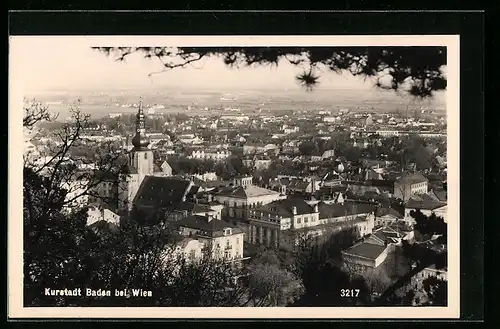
[130, 98, 154, 176]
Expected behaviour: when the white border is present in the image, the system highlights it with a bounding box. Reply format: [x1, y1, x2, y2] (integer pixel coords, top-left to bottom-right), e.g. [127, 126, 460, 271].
[8, 35, 460, 319]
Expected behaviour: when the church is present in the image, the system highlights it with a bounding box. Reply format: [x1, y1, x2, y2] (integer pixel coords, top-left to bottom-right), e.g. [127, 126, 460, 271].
[93, 99, 182, 214]
[116, 98, 172, 211]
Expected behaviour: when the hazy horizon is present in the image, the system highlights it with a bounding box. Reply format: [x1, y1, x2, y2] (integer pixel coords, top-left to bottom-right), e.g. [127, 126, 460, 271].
[11, 37, 447, 120]
[11, 37, 445, 99]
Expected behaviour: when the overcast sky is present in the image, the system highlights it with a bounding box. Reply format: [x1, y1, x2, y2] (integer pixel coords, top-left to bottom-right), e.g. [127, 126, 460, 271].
[10, 37, 387, 93]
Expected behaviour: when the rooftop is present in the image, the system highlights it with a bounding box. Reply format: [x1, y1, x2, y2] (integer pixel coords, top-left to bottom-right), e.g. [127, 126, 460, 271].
[291, 216, 368, 233]
[395, 172, 428, 185]
[175, 215, 243, 237]
[318, 201, 376, 219]
[133, 176, 193, 208]
[174, 201, 213, 214]
[217, 185, 280, 199]
[342, 242, 388, 261]
[375, 207, 403, 218]
[257, 198, 316, 217]
[405, 197, 447, 211]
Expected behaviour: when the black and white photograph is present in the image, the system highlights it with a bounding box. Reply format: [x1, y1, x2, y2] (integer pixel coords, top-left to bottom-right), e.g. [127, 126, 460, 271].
[9, 35, 459, 319]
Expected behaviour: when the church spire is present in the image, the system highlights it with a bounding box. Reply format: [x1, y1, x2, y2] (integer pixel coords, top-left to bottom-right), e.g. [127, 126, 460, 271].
[131, 98, 150, 150]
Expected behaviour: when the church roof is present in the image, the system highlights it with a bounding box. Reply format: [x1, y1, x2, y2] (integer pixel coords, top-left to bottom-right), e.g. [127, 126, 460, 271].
[133, 176, 193, 208]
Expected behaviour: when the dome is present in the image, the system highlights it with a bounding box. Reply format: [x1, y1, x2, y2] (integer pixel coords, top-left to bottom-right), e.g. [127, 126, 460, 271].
[132, 133, 150, 149]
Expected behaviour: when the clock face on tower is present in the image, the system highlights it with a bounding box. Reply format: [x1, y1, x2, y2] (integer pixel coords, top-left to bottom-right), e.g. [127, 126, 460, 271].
[137, 129, 140, 132]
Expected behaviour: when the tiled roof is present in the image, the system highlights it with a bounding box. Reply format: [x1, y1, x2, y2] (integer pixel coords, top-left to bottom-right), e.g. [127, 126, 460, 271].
[133, 176, 193, 208]
[175, 215, 243, 235]
[428, 189, 447, 202]
[318, 201, 376, 219]
[257, 198, 315, 217]
[217, 185, 279, 199]
[375, 207, 403, 218]
[372, 226, 402, 242]
[426, 173, 447, 182]
[315, 185, 347, 196]
[342, 242, 388, 260]
[175, 201, 213, 214]
[405, 197, 446, 210]
[395, 172, 428, 185]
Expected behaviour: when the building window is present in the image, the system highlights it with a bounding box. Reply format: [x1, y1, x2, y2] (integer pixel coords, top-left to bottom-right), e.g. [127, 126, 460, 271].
[297, 218, 301, 224]
[304, 217, 309, 223]
[144, 152, 148, 159]
[236, 238, 240, 244]
[189, 250, 196, 260]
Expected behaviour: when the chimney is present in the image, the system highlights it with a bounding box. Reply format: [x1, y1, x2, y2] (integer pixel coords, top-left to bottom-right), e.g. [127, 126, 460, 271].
[314, 204, 319, 213]
[292, 206, 297, 215]
[207, 194, 213, 203]
[193, 194, 198, 204]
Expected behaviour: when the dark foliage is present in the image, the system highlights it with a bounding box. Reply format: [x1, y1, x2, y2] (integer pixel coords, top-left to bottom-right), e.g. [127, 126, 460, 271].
[422, 277, 447, 306]
[410, 209, 447, 239]
[93, 46, 446, 98]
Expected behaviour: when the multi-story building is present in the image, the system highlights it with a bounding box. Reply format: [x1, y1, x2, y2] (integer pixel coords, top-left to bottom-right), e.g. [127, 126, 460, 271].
[190, 149, 231, 161]
[246, 199, 320, 247]
[245, 199, 376, 248]
[242, 143, 279, 156]
[215, 176, 286, 219]
[393, 172, 429, 202]
[417, 264, 448, 282]
[374, 207, 404, 228]
[270, 177, 321, 195]
[174, 214, 245, 261]
[341, 225, 409, 269]
[242, 155, 272, 171]
[404, 196, 448, 224]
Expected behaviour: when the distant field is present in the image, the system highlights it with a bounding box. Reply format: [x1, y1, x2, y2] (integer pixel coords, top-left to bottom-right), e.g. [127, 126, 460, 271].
[25, 88, 446, 119]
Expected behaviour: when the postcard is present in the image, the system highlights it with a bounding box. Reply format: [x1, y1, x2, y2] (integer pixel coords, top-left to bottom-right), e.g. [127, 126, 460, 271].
[9, 35, 459, 319]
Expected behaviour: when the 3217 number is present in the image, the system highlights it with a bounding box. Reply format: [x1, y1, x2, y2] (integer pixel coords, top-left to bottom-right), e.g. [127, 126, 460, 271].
[340, 289, 360, 297]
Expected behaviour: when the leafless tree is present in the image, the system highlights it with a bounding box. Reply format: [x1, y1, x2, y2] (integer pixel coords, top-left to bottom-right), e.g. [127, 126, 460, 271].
[23, 99, 128, 225]
[22, 99, 58, 129]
